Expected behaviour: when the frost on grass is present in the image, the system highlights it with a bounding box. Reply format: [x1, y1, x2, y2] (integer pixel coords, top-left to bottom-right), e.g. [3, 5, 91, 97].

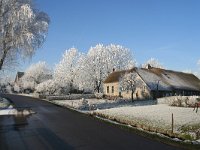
[94, 104, 200, 140]
[53, 99, 116, 110]
[0, 98, 10, 109]
[53, 99, 157, 110]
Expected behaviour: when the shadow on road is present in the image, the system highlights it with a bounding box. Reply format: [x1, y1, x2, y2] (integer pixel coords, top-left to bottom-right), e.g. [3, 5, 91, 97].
[36, 127, 74, 150]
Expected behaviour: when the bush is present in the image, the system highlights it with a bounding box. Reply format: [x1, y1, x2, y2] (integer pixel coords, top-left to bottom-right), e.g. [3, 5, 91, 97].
[13, 84, 20, 93]
[94, 92, 103, 99]
[80, 98, 89, 109]
[158, 96, 199, 107]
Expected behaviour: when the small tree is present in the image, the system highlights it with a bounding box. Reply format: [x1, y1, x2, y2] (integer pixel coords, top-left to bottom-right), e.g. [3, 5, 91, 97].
[21, 61, 52, 92]
[121, 72, 142, 102]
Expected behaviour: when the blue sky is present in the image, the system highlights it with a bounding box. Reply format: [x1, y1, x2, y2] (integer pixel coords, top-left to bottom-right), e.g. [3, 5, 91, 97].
[19, 0, 200, 73]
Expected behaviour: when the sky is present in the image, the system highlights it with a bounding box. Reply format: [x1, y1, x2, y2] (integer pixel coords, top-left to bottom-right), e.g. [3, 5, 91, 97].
[18, 0, 200, 74]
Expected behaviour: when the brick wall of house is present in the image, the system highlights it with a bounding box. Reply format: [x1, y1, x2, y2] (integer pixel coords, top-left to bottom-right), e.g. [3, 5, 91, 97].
[121, 86, 151, 99]
[103, 82, 120, 97]
[104, 82, 152, 100]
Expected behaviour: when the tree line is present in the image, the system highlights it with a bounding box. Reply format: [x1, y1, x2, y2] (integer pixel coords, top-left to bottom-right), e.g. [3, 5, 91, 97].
[14, 44, 164, 95]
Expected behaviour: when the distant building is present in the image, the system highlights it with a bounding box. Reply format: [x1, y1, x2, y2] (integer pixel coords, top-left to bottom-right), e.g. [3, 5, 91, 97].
[103, 66, 200, 99]
[14, 72, 24, 85]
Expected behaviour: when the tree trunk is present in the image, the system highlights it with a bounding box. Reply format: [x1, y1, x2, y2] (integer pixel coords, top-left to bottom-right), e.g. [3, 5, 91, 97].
[95, 80, 101, 93]
[96, 84, 100, 93]
[0, 47, 9, 70]
[131, 90, 134, 102]
[0, 31, 11, 70]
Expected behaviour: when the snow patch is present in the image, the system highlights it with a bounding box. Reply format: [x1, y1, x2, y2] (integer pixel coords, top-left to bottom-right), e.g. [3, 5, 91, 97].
[0, 108, 35, 116]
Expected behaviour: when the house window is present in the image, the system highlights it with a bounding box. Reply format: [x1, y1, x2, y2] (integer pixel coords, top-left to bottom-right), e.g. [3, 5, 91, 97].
[112, 86, 114, 93]
[119, 92, 121, 97]
[143, 86, 146, 92]
[107, 86, 109, 93]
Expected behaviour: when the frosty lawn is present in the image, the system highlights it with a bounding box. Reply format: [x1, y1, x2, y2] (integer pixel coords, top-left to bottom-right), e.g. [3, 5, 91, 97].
[92, 104, 200, 141]
[52, 98, 156, 110]
[53, 99, 119, 110]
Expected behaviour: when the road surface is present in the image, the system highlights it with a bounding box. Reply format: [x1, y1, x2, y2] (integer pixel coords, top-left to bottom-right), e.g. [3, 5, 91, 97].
[0, 94, 182, 150]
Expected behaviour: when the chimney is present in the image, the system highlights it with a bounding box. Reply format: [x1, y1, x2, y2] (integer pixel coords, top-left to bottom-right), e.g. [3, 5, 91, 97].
[147, 64, 152, 69]
[113, 68, 115, 72]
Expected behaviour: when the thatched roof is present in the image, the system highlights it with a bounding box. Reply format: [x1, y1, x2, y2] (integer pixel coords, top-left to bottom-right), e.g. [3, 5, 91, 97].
[17, 72, 24, 78]
[14, 72, 24, 82]
[104, 67, 200, 91]
[104, 68, 136, 83]
[138, 68, 200, 91]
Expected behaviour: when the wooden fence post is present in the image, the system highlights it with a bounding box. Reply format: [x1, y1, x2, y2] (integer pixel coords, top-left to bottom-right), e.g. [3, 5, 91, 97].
[172, 113, 174, 134]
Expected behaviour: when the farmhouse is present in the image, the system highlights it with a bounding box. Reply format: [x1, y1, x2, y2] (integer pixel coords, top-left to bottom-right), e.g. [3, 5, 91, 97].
[14, 72, 24, 85]
[103, 66, 200, 99]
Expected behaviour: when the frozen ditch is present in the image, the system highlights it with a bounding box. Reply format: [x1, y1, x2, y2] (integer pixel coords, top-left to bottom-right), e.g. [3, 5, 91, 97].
[0, 107, 36, 116]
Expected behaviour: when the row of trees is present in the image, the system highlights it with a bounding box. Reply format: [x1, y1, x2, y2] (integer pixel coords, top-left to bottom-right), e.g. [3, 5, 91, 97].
[54, 44, 135, 93]
[17, 44, 135, 95]
[15, 44, 164, 95]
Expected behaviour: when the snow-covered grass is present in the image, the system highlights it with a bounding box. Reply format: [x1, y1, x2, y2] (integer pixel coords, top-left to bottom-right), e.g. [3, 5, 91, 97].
[47, 94, 95, 101]
[53, 99, 157, 110]
[53, 99, 117, 110]
[0, 96, 35, 116]
[18, 93, 39, 98]
[0, 97, 11, 109]
[0, 107, 35, 116]
[92, 104, 200, 141]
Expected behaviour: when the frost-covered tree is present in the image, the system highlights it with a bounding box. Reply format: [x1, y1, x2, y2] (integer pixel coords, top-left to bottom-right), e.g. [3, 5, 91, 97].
[49, 44, 135, 94]
[21, 61, 52, 91]
[0, 75, 13, 93]
[186, 60, 200, 79]
[73, 53, 91, 92]
[54, 47, 82, 93]
[142, 58, 164, 69]
[106, 44, 135, 70]
[83, 44, 105, 93]
[0, 0, 50, 70]
[120, 72, 142, 102]
[84, 44, 135, 93]
[36, 79, 60, 95]
[13, 84, 20, 93]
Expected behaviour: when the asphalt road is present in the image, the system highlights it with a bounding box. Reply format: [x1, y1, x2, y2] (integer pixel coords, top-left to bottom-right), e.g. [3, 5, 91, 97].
[0, 94, 183, 150]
